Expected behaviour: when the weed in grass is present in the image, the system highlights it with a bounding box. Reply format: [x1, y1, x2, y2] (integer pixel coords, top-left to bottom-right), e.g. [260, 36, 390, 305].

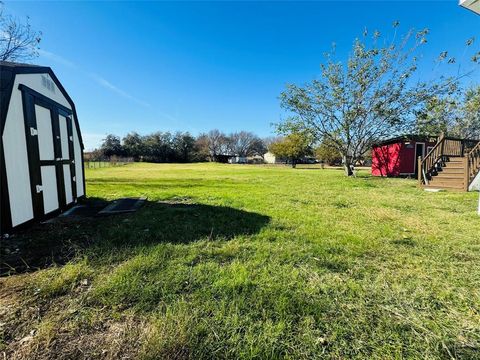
[31, 259, 94, 298]
[391, 237, 417, 247]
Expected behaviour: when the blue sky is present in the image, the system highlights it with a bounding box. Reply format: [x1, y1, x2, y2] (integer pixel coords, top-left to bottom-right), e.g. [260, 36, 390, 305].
[6, 1, 480, 150]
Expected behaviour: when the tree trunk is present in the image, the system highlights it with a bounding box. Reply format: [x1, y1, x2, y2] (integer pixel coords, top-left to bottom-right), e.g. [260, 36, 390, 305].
[292, 158, 296, 168]
[343, 155, 353, 176]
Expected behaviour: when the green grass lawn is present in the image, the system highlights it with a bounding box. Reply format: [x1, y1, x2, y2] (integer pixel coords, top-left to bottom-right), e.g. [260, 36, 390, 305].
[1, 163, 480, 359]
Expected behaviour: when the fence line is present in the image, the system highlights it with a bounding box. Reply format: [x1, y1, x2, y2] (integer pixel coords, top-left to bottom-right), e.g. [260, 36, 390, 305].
[84, 157, 134, 169]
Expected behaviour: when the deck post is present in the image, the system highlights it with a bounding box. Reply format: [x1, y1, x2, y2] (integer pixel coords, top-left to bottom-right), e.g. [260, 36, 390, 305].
[440, 132, 445, 157]
[418, 156, 423, 186]
[464, 156, 469, 191]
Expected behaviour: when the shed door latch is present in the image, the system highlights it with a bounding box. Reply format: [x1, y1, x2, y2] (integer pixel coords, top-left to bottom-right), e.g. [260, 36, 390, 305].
[36, 185, 43, 193]
[30, 127, 38, 136]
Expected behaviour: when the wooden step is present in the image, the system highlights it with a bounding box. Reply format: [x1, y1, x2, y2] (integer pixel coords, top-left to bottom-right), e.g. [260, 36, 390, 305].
[429, 179, 464, 187]
[442, 163, 465, 170]
[445, 161, 464, 166]
[439, 167, 464, 174]
[435, 171, 464, 178]
[434, 175, 464, 181]
[430, 176, 464, 183]
[428, 181, 464, 189]
[424, 184, 465, 191]
[446, 156, 464, 162]
[427, 177, 465, 184]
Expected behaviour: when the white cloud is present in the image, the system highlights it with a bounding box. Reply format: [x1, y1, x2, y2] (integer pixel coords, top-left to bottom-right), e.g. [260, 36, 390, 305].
[38, 49, 77, 69]
[37, 49, 150, 107]
[88, 73, 151, 108]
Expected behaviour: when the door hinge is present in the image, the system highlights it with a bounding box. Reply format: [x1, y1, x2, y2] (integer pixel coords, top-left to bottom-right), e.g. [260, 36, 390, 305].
[30, 127, 38, 136]
[72, 160, 75, 164]
[73, 176, 76, 182]
[69, 136, 73, 141]
[36, 185, 43, 193]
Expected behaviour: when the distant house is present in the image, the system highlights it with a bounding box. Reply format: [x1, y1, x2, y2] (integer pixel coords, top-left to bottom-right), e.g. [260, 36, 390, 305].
[248, 155, 265, 164]
[228, 156, 247, 164]
[371, 135, 437, 177]
[460, 0, 480, 14]
[264, 151, 286, 164]
[213, 154, 234, 163]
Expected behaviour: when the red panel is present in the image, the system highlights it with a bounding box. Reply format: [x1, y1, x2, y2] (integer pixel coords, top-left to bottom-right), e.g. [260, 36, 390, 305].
[372, 143, 402, 176]
[399, 143, 415, 174]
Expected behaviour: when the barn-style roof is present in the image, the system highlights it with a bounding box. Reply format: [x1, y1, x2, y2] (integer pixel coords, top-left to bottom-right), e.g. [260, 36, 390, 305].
[0, 60, 46, 68]
[0, 61, 83, 149]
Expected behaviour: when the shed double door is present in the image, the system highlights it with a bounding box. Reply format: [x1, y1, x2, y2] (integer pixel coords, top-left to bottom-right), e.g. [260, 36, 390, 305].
[22, 90, 77, 218]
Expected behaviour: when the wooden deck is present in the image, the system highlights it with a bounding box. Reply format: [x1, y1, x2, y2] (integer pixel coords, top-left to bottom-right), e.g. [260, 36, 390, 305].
[418, 134, 480, 191]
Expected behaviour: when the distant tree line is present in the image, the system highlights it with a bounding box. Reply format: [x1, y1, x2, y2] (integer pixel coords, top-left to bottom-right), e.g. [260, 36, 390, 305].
[93, 130, 269, 163]
[92, 129, 359, 166]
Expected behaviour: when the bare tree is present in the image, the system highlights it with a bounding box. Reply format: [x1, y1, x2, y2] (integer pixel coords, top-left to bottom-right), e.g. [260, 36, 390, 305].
[263, 136, 282, 151]
[250, 137, 268, 158]
[0, 3, 42, 62]
[227, 131, 265, 157]
[197, 129, 229, 161]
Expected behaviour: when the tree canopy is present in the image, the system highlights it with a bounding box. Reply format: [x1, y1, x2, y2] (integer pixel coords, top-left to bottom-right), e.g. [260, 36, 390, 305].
[227, 131, 266, 158]
[277, 24, 479, 175]
[315, 139, 342, 166]
[269, 132, 312, 168]
[415, 85, 480, 139]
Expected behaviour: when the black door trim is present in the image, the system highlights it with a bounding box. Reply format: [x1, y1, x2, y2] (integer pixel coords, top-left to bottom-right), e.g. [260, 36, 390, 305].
[20, 86, 75, 218]
[50, 107, 66, 208]
[18, 84, 73, 115]
[66, 116, 77, 200]
[21, 90, 45, 218]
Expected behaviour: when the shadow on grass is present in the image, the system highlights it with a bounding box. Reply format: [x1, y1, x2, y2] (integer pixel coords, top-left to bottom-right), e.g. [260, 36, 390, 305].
[1, 198, 270, 276]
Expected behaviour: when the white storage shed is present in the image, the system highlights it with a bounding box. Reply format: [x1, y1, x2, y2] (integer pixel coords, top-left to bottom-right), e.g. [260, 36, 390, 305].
[1, 61, 85, 233]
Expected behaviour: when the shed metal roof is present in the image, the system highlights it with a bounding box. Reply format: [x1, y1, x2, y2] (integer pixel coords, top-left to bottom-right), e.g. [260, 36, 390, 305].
[372, 135, 438, 147]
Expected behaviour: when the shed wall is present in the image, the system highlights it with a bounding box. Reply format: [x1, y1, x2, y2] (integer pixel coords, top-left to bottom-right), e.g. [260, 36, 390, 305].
[2, 72, 83, 227]
[2, 83, 32, 226]
[371, 143, 402, 176]
[372, 140, 436, 177]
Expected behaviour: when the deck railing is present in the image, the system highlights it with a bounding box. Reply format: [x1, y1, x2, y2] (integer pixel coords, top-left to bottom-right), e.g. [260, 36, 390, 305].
[418, 133, 445, 185]
[418, 133, 479, 186]
[467, 141, 480, 186]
